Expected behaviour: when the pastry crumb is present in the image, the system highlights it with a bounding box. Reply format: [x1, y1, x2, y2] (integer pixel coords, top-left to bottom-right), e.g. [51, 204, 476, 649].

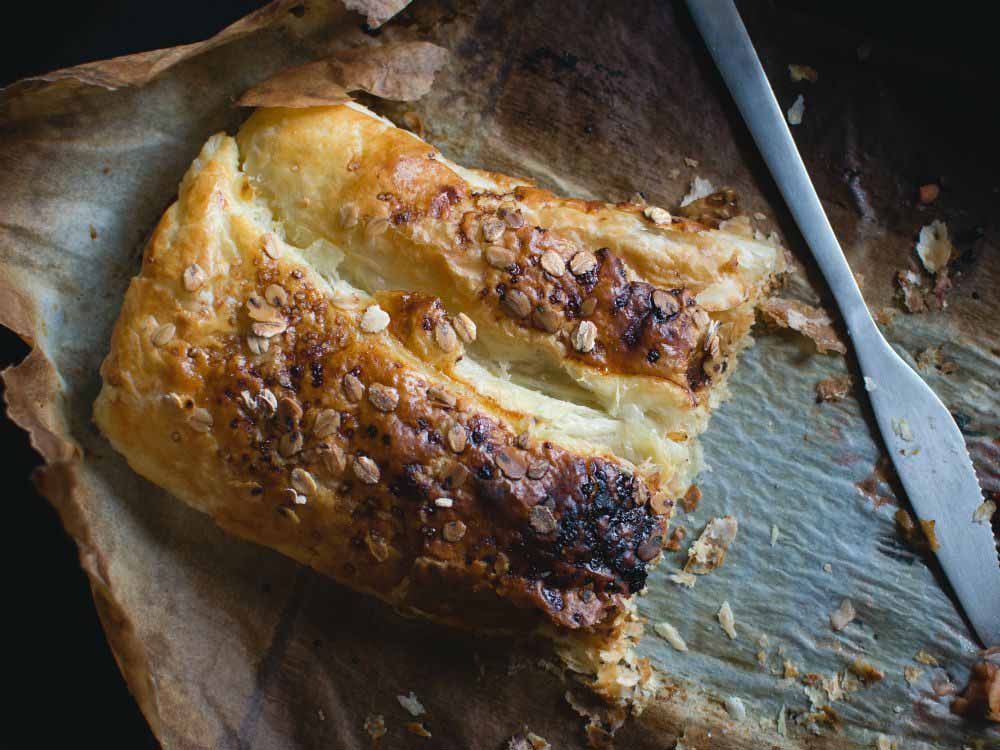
[830, 598, 856, 631]
[686, 516, 738, 574]
[788, 64, 818, 82]
[973, 500, 996, 524]
[875, 733, 897, 750]
[680, 484, 702, 513]
[915, 220, 953, 274]
[915, 650, 938, 667]
[918, 183, 940, 204]
[816, 375, 852, 402]
[903, 666, 924, 686]
[759, 298, 846, 355]
[397, 691, 426, 717]
[770, 524, 780, 546]
[850, 658, 885, 684]
[718, 600, 737, 639]
[404, 721, 432, 738]
[668, 569, 698, 588]
[787, 95, 805, 125]
[683, 157, 699, 168]
[654, 621, 689, 652]
[364, 713, 387, 739]
[681, 176, 716, 207]
[725, 695, 747, 721]
[864, 376, 877, 392]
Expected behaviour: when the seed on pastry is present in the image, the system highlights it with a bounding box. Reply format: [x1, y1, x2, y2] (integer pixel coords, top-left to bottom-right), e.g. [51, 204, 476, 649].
[498, 204, 524, 228]
[540, 251, 565, 277]
[652, 290, 679, 316]
[278, 430, 304, 457]
[427, 385, 457, 408]
[643, 206, 672, 225]
[340, 203, 360, 228]
[187, 407, 213, 433]
[353, 455, 381, 484]
[252, 319, 287, 338]
[313, 409, 341, 438]
[571, 321, 598, 353]
[453, 313, 477, 344]
[151, 323, 176, 347]
[434, 321, 459, 353]
[366, 217, 390, 237]
[569, 251, 597, 275]
[485, 244, 516, 269]
[443, 520, 467, 542]
[435, 497, 454, 508]
[317, 442, 346, 475]
[262, 234, 283, 259]
[446, 423, 467, 453]
[247, 295, 281, 322]
[527, 459, 550, 480]
[342, 373, 365, 402]
[265, 284, 288, 307]
[481, 217, 505, 242]
[183, 264, 206, 291]
[529, 505, 557, 534]
[239, 390, 256, 411]
[360, 305, 390, 333]
[368, 383, 400, 412]
[246, 334, 270, 354]
[278, 397, 303, 427]
[259, 388, 278, 415]
[440, 461, 469, 489]
[495, 448, 527, 480]
[532, 308, 562, 333]
[501, 289, 531, 319]
[291, 467, 317, 496]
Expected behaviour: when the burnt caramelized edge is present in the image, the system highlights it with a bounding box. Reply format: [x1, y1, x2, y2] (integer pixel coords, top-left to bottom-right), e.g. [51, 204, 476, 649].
[187, 257, 671, 632]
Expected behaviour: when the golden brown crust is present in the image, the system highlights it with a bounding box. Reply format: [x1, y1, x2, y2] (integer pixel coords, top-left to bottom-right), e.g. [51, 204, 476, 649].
[95, 135, 668, 639]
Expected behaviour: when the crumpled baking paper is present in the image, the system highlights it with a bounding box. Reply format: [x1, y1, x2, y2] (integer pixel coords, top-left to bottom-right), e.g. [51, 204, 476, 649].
[1, 1, 997, 748]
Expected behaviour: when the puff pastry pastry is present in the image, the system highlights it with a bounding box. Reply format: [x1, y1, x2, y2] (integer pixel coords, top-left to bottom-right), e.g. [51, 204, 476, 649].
[95, 103, 784, 706]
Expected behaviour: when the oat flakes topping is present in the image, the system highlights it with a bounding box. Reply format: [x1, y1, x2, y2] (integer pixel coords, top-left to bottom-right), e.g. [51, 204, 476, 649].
[239, 390, 256, 411]
[501, 288, 531, 319]
[643, 206, 672, 225]
[540, 251, 565, 277]
[482, 217, 505, 242]
[454, 313, 477, 344]
[264, 284, 288, 307]
[359, 304, 390, 333]
[277, 397, 303, 426]
[188, 407, 213, 432]
[569, 250, 597, 275]
[151, 323, 176, 347]
[259, 388, 278, 415]
[485, 244, 516, 269]
[427, 385, 457, 408]
[434, 320, 459, 353]
[368, 383, 400, 412]
[529, 505, 557, 534]
[317, 442, 346, 474]
[446, 423, 467, 453]
[440, 461, 469, 488]
[262, 234, 283, 259]
[571, 321, 598, 353]
[342, 373, 365, 402]
[246, 334, 270, 355]
[353, 455, 381, 484]
[527, 459, 550, 480]
[251, 319, 287, 338]
[183, 264, 206, 291]
[532, 308, 562, 333]
[496, 448, 527, 480]
[313, 409, 341, 438]
[278, 430, 304, 457]
[340, 202, 359, 228]
[443, 520, 467, 542]
[290, 467, 317, 496]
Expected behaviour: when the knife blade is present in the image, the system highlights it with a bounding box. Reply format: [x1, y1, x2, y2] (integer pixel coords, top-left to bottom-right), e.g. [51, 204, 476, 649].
[686, 0, 1000, 646]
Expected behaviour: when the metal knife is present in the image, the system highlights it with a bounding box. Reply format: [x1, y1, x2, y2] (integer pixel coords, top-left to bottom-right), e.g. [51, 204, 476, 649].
[686, 0, 1000, 646]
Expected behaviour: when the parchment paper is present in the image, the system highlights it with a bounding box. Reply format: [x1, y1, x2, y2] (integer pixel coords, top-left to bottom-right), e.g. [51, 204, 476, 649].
[2, 2, 998, 748]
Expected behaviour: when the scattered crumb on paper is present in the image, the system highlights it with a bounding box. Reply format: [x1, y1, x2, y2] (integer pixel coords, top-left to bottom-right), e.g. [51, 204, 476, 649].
[915, 220, 953, 274]
[830, 598, 856, 631]
[668, 569, 698, 588]
[788, 64, 818, 82]
[787, 95, 805, 125]
[973, 500, 996, 524]
[864, 376, 877, 392]
[341, 0, 413, 28]
[915, 650, 939, 667]
[654, 621, 689, 652]
[725, 695, 747, 721]
[770, 524, 780, 546]
[681, 176, 716, 207]
[718, 600, 737, 639]
[398, 691, 426, 716]
[903, 666, 924, 686]
[685, 516, 739, 574]
[759, 298, 847, 355]
[404, 721, 432, 738]
[364, 713, 387, 739]
[816, 375, 852, 402]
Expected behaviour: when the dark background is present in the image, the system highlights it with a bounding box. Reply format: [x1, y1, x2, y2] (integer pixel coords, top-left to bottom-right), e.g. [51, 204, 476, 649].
[0, 2, 993, 748]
